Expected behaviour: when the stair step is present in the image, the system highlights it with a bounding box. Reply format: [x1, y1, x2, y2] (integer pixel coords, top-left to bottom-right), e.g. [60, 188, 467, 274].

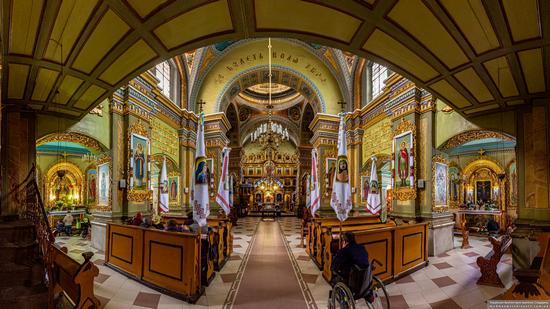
[0, 262, 45, 288]
[0, 284, 49, 309]
[0, 220, 37, 244]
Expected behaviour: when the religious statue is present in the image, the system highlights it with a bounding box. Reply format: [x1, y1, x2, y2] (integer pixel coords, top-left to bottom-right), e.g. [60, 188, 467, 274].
[170, 179, 177, 200]
[335, 157, 349, 183]
[55, 177, 71, 201]
[398, 141, 409, 186]
[134, 143, 145, 186]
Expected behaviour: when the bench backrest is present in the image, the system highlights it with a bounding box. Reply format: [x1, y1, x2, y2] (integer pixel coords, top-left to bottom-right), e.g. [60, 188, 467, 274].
[539, 234, 550, 294]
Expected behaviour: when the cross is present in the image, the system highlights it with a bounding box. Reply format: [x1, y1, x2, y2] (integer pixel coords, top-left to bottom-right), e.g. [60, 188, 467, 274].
[478, 148, 486, 157]
[337, 101, 347, 112]
[196, 99, 206, 113]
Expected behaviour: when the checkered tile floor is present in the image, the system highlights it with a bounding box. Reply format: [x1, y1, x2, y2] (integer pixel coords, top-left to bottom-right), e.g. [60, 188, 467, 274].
[56, 217, 513, 308]
[277, 217, 514, 309]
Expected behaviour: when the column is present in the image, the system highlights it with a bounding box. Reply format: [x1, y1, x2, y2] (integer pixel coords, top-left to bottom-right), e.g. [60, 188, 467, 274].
[0, 109, 36, 216]
[512, 102, 550, 270]
[204, 113, 230, 215]
[347, 113, 364, 209]
[309, 114, 339, 215]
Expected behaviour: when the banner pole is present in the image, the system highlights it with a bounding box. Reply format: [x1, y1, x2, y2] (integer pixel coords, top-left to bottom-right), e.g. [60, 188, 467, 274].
[339, 220, 343, 249]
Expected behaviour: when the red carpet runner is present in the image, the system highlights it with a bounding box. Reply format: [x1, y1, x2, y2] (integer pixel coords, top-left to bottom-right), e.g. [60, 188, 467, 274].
[232, 221, 308, 308]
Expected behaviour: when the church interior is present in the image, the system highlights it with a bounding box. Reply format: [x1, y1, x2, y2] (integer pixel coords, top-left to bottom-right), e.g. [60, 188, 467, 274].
[0, 1, 549, 308]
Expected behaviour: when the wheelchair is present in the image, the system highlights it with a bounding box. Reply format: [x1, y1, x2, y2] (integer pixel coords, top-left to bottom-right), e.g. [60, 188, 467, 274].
[328, 259, 390, 309]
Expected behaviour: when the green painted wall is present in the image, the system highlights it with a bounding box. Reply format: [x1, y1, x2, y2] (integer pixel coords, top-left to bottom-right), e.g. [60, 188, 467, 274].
[36, 101, 111, 149]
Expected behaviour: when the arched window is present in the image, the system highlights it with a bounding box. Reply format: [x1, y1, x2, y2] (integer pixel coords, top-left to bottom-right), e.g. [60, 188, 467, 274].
[371, 62, 388, 99]
[363, 62, 390, 106]
[154, 60, 180, 105]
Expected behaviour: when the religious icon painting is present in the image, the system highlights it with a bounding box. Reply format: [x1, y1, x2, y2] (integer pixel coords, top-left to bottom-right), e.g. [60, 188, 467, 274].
[195, 157, 210, 185]
[169, 176, 179, 204]
[131, 133, 149, 190]
[86, 169, 97, 205]
[434, 162, 448, 207]
[206, 158, 214, 178]
[393, 131, 413, 189]
[508, 161, 518, 207]
[448, 166, 461, 206]
[97, 163, 110, 206]
[360, 176, 369, 203]
[326, 158, 337, 189]
[335, 156, 349, 183]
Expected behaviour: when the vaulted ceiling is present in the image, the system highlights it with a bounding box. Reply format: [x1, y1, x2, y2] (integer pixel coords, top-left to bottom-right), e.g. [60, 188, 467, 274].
[2, 0, 548, 119]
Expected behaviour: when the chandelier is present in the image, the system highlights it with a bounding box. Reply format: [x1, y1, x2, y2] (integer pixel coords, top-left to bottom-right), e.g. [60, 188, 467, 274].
[250, 38, 289, 147]
[82, 152, 97, 162]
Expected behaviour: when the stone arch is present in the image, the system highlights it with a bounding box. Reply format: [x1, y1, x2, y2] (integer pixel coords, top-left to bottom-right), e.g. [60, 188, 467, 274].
[438, 130, 515, 152]
[36, 132, 108, 153]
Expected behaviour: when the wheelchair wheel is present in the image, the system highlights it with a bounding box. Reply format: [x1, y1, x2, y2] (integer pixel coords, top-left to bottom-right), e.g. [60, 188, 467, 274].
[330, 282, 355, 309]
[366, 276, 390, 309]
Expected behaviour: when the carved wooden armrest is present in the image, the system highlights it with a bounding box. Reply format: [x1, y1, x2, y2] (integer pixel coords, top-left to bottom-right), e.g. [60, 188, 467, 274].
[81, 251, 94, 263]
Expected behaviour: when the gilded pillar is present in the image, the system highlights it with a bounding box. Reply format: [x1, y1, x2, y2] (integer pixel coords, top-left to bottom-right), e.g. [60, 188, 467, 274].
[309, 114, 339, 215]
[346, 113, 364, 208]
[204, 113, 231, 215]
[179, 111, 198, 212]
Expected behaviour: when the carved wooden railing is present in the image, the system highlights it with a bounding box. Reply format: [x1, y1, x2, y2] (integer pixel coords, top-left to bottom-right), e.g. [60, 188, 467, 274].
[5, 165, 100, 308]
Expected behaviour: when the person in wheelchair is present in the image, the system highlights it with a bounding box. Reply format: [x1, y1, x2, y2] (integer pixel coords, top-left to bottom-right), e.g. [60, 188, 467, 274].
[332, 232, 370, 285]
[330, 232, 377, 305]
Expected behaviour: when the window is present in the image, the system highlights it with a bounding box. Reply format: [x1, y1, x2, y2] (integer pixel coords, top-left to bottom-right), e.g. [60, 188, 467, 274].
[156, 61, 172, 99]
[371, 63, 388, 99]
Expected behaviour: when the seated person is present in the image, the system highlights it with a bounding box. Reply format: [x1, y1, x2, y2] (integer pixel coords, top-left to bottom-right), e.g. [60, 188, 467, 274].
[184, 211, 194, 226]
[63, 211, 74, 236]
[54, 220, 65, 236]
[130, 212, 143, 226]
[165, 220, 179, 232]
[140, 217, 152, 228]
[487, 219, 500, 235]
[331, 232, 370, 286]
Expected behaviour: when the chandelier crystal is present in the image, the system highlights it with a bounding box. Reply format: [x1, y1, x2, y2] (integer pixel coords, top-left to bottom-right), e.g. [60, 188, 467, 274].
[250, 38, 290, 147]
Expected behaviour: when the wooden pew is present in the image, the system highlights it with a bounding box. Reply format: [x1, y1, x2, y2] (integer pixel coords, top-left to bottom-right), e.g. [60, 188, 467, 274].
[201, 232, 215, 286]
[313, 217, 383, 268]
[161, 215, 232, 271]
[51, 245, 101, 309]
[322, 222, 429, 283]
[105, 223, 203, 303]
[476, 233, 512, 287]
[499, 233, 550, 299]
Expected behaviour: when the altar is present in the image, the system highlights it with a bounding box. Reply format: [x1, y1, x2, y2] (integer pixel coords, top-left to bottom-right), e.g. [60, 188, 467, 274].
[453, 209, 503, 234]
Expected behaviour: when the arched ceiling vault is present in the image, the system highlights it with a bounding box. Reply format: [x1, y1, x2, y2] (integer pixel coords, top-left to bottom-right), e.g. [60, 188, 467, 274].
[3, 0, 548, 119]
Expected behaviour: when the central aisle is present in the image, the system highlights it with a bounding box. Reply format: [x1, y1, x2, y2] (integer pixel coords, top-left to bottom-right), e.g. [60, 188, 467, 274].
[232, 220, 308, 308]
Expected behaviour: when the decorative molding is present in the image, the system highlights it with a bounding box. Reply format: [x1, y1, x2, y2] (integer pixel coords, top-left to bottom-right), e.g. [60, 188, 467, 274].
[37, 132, 105, 153]
[439, 130, 515, 151]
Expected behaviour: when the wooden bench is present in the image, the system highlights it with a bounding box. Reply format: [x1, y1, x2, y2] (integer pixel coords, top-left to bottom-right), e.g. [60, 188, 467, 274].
[200, 232, 215, 286]
[51, 245, 101, 309]
[476, 233, 512, 287]
[313, 217, 383, 268]
[105, 223, 203, 303]
[322, 222, 429, 282]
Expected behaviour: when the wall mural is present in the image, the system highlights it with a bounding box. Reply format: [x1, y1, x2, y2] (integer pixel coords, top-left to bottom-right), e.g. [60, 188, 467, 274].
[392, 119, 416, 200]
[86, 168, 97, 205]
[97, 162, 110, 206]
[432, 156, 448, 211]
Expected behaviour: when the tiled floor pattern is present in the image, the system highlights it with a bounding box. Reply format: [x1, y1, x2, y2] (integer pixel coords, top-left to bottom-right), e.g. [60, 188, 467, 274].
[57, 217, 513, 308]
[277, 217, 514, 309]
